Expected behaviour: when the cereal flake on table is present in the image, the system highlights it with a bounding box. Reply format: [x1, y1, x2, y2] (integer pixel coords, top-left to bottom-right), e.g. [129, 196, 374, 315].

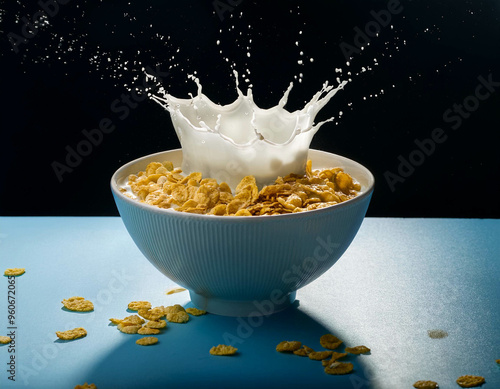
[128, 301, 152, 311]
[323, 361, 354, 375]
[456, 375, 485, 388]
[137, 327, 160, 335]
[117, 324, 141, 334]
[56, 327, 87, 340]
[319, 334, 343, 350]
[308, 351, 333, 361]
[166, 311, 189, 323]
[293, 345, 315, 357]
[321, 352, 348, 366]
[0, 336, 12, 344]
[276, 341, 302, 352]
[125, 159, 361, 216]
[413, 380, 439, 389]
[138, 306, 165, 321]
[62, 296, 94, 312]
[74, 383, 97, 389]
[185, 307, 207, 316]
[345, 345, 370, 355]
[4, 268, 25, 276]
[144, 320, 167, 329]
[210, 344, 238, 356]
[136, 337, 158, 346]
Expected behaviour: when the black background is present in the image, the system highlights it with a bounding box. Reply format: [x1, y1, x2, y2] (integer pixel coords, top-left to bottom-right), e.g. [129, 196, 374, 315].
[1, 0, 499, 217]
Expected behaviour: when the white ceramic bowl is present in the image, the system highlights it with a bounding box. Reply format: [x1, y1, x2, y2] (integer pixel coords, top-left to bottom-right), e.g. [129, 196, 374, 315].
[111, 149, 374, 316]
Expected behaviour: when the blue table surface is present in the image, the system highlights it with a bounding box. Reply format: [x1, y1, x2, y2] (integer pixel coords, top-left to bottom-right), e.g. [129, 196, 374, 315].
[0, 217, 499, 389]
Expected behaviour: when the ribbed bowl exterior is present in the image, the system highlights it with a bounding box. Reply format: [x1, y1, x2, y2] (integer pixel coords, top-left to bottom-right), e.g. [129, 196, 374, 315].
[111, 149, 374, 305]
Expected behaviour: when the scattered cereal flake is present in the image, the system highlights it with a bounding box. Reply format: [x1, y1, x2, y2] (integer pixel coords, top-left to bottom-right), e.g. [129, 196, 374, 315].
[496, 359, 500, 364]
[308, 351, 333, 360]
[62, 297, 94, 312]
[109, 318, 122, 325]
[324, 361, 354, 375]
[117, 324, 141, 334]
[345, 345, 370, 355]
[413, 380, 439, 389]
[186, 307, 207, 316]
[120, 315, 145, 326]
[276, 341, 302, 352]
[4, 268, 25, 276]
[321, 352, 348, 366]
[74, 383, 97, 389]
[456, 375, 485, 388]
[166, 311, 189, 323]
[319, 334, 343, 350]
[138, 327, 160, 335]
[164, 304, 186, 315]
[145, 320, 167, 329]
[136, 337, 158, 346]
[293, 345, 314, 356]
[56, 327, 87, 340]
[165, 287, 187, 295]
[210, 344, 238, 356]
[138, 307, 165, 321]
[0, 336, 12, 344]
[128, 301, 152, 311]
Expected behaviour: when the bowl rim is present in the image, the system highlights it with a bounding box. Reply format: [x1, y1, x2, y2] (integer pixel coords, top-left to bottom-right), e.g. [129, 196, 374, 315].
[110, 148, 375, 221]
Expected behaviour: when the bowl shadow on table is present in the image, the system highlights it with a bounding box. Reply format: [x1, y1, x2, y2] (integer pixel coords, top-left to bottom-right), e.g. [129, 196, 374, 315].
[82, 301, 374, 389]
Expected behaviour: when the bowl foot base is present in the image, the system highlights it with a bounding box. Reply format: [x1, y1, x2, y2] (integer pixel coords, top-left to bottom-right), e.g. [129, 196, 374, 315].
[189, 290, 296, 317]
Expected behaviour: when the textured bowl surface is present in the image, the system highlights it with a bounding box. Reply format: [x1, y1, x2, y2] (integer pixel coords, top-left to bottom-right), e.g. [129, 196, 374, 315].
[111, 149, 374, 316]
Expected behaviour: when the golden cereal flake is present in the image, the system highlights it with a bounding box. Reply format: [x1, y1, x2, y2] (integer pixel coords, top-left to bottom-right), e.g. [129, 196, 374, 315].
[109, 318, 122, 325]
[164, 304, 186, 315]
[308, 351, 333, 361]
[0, 336, 12, 344]
[4, 268, 25, 276]
[138, 327, 160, 335]
[74, 383, 97, 389]
[276, 341, 302, 353]
[136, 337, 159, 346]
[120, 315, 145, 326]
[166, 311, 189, 323]
[186, 307, 207, 316]
[413, 381, 439, 389]
[56, 327, 87, 340]
[165, 287, 187, 295]
[145, 320, 167, 329]
[345, 345, 370, 355]
[210, 344, 238, 356]
[456, 375, 485, 388]
[319, 334, 343, 350]
[321, 352, 348, 366]
[128, 301, 152, 311]
[496, 359, 500, 364]
[62, 297, 94, 312]
[293, 345, 314, 356]
[324, 361, 354, 375]
[138, 307, 165, 321]
[117, 324, 141, 334]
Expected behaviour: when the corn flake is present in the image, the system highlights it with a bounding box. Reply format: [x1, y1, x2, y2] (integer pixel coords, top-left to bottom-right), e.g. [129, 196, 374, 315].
[0, 336, 12, 344]
[4, 268, 25, 276]
[109, 318, 122, 325]
[324, 361, 354, 375]
[56, 327, 87, 340]
[345, 345, 370, 355]
[165, 287, 187, 295]
[413, 381, 439, 389]
[319, 334, 343, 350]
[74, 383, 97, 389]
[456, 375, 485, 388]
[62, 297, 94, 312]
[276, 341, 302, 353]
[321, 352, 348, 366]
[138, 307, 165, 321]
[138, 327, 160, 335]
[136, 337, 158, 346]
[117, 324, 141, 334]
[308, 351, 333, 361]
[144, 320, 167, 329]
[293, 345, 314, 356]
[210, 344, 238, 356]
[120, 315, 145, 326]
[185, 307, 207, 316]
[164, 304, 185, 315]
[166, 311, 189, 323]
[128, 301, 152, 311]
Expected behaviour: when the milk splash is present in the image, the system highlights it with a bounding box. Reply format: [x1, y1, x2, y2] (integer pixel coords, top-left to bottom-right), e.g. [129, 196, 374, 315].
[152, 71, 347, 189]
